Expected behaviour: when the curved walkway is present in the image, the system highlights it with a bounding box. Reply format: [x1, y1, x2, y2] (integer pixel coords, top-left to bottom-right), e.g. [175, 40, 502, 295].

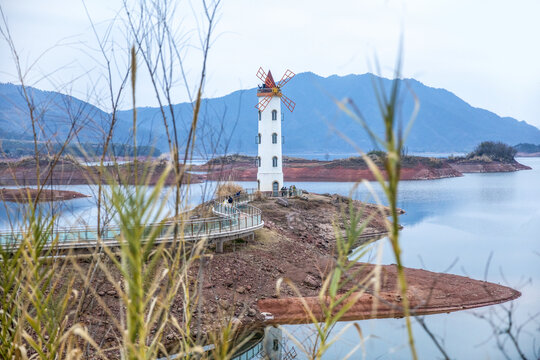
[0, 192, 264, 252]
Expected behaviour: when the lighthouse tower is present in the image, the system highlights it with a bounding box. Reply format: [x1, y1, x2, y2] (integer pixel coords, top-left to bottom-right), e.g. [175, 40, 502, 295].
[255, 68, 296, 194]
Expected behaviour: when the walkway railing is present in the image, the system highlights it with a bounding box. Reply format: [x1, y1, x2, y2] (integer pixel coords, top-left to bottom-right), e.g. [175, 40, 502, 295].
[0, 191, 264, 251]
[242, 187, 303, 198]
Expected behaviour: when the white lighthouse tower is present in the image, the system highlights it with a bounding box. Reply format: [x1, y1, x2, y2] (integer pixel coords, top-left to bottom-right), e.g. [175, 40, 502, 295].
[255, 68, 296, 194]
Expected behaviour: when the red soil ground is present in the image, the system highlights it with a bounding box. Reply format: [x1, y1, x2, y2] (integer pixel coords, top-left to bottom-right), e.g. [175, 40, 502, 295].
[258, 264, 520, 324]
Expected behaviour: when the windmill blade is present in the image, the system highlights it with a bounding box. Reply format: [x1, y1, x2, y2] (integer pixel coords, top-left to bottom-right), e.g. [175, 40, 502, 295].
[255, 95, 272, 112]
[281, 94, 296, 112]
[256, 67, 267, 83]
[277, 69, 295, 88]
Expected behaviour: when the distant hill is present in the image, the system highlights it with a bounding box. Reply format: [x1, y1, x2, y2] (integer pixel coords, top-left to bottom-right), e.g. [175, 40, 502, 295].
[0, 82, 105, 143]
[514, 143, 540, 153]
[2, 73, 540, 156]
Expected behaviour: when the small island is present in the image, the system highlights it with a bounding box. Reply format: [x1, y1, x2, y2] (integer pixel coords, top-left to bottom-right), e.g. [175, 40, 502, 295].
[0, 187, 89, 203]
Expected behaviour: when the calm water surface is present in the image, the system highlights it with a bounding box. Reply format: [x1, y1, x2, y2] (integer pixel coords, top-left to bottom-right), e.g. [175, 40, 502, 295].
[1, 158, 538, 358]
[280, 158, 540, 359]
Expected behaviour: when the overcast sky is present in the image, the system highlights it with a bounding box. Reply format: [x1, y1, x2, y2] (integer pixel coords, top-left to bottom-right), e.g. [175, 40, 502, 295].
[1, 0, 539, 128]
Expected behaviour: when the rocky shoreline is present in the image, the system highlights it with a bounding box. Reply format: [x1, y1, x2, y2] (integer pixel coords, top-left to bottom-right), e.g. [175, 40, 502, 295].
[448, 158, 532, 173]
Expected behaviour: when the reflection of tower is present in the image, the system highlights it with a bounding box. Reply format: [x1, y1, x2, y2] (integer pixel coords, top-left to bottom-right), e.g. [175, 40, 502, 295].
[263, 326, 283, 360]
[230, 325, 296, 360]
[255, 68, 296, 195]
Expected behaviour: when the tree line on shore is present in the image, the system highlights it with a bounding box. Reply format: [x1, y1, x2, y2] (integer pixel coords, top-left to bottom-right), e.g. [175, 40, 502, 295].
[0, 140, 160, 158]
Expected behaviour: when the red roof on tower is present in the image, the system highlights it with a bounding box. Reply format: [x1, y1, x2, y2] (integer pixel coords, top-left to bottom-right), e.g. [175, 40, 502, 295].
[265, 70, 276, 88]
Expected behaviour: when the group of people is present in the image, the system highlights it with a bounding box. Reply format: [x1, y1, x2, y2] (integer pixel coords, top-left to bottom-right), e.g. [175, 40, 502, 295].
[224, 190, 242, 205]
[280, 185, 297, 197]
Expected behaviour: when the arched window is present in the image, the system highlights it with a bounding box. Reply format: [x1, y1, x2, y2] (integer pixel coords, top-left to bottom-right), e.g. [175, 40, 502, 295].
[258, 111, 261, 121]
[272, 156, 278, 167]
[258, 133, 261, 144]
[272, 133, 277, 144]
[271, 110, 277, 120]
[256, 156, 261, 167]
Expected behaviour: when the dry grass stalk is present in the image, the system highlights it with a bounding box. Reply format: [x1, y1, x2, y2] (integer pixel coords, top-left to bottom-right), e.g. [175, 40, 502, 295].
[215, 182, 243, 198]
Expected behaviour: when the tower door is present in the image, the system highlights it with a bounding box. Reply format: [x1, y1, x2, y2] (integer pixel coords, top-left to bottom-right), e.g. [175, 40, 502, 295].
[272, 181, 279, 197]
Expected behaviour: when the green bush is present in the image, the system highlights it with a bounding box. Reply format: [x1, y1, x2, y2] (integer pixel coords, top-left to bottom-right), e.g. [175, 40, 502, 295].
[468, 141, 517, 162]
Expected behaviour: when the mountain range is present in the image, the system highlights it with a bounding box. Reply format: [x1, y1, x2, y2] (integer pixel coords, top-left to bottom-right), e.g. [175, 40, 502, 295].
[2, 72, 540, 156]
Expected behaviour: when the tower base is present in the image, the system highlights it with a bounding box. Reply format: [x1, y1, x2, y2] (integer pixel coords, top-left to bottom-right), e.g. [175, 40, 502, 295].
[257, 172, 284, 194]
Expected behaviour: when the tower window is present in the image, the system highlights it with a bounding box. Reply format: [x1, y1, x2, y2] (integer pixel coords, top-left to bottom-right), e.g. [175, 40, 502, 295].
[272, 156, 278, 167]
[258, 133, 261, 144]
[272, 133, 277, 144]
[272, 110, 277, 120]
[257, 156, 261, 167]
[258, 111, 261, 121]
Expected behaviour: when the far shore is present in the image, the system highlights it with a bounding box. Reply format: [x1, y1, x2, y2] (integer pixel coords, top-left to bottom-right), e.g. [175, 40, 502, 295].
[0, 154, 532, 187]
[195, 154, 531, 183]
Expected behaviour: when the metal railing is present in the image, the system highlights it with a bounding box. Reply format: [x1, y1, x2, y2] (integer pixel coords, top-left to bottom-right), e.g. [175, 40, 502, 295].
[0, 191, 264, 251]
[247, 187, 302, 198]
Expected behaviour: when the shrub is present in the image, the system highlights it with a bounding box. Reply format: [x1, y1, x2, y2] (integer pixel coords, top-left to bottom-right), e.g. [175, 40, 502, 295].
[468, 141, 517, 162]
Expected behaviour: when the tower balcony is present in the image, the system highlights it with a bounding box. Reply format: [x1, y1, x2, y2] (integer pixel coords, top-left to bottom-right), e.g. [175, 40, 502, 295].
[257, 86, 281, 97]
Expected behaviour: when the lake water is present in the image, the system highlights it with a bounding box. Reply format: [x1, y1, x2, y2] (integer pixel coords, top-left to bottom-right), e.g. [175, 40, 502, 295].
[0, 182, 221, 230]
[279, 157, 540, 359]
[0, 158, 538, 358]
